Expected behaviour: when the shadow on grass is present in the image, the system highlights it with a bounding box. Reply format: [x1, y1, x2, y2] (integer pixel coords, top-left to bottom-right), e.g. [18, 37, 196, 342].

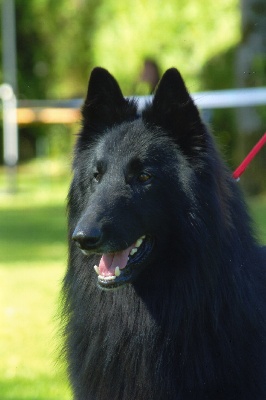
[0, 204, 67, 265]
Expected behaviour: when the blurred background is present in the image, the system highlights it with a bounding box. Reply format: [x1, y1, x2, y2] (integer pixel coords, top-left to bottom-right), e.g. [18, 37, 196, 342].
[0, 0, 265, 399]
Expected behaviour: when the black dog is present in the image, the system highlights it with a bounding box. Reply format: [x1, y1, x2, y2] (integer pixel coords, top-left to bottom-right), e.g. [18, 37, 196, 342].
[63, 67, 266, 399]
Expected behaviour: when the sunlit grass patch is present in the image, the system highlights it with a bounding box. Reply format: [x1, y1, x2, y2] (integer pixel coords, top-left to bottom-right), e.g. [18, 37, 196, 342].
[0, 263, 71, 400]
[0, 162, 71, 399]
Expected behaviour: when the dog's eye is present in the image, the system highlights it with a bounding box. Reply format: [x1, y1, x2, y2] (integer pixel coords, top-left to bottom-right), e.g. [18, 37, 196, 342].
[138, 172, 152, 183]
[93, 172, 102, 183]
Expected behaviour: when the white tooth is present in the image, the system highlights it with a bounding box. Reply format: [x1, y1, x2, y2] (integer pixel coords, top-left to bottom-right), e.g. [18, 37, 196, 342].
[115, 266, 121, 277]
[135, 238, 143, 248]
[130, 248, 138, 256]
[94, 265, 100, 275]
[98, 275, 116, 281]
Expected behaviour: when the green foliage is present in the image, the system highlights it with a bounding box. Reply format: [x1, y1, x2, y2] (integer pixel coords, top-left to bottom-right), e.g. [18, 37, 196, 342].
[201, 47, 266, 194]
[92, 0, 240, 94]
[8, 0, 241, 164]
[16, 0, 103, 99]
[200, 47, 238, 168]
[12, 0, 240, 99]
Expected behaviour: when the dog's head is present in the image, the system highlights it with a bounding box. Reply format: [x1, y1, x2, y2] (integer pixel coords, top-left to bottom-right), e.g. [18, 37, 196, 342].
[69, 67, 217, 290]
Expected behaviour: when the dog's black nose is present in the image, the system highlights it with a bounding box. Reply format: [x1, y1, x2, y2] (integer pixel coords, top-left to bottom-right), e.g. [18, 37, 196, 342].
[72, 226, 102, 250]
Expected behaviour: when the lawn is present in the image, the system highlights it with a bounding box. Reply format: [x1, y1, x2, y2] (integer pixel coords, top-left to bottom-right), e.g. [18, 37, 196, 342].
[0, 161, 71, 400]
[0, 161, 266, 400]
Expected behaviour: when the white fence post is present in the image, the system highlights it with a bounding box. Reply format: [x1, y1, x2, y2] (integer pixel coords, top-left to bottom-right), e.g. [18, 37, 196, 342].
[0, 83, 18, 193]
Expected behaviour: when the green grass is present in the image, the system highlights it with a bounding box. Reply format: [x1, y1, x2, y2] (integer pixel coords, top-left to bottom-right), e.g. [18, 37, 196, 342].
[0, 160, 265, 400]
[0, 264, 70, 400]
[0, 161, 71, 400]
[248, 196, 266, 244]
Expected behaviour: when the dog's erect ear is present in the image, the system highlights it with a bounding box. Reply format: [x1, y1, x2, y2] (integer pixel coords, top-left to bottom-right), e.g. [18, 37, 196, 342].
[142, 68, 207, 157]
[81, 67, 137, 135]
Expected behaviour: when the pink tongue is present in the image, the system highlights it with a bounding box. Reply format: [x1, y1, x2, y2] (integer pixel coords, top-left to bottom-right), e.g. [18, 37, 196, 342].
[99, 243, 136, 277]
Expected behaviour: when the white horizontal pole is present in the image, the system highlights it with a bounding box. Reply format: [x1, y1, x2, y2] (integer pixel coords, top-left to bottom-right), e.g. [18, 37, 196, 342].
[134, 87, 266, 111]
[17, 86, 266, 112]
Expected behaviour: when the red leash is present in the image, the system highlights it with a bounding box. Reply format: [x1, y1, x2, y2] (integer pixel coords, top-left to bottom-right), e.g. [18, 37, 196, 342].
[232, 132, 266, 180]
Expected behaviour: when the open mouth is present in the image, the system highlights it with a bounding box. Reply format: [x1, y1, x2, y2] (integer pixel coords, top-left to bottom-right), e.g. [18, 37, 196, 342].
[88, 235, 154, 290]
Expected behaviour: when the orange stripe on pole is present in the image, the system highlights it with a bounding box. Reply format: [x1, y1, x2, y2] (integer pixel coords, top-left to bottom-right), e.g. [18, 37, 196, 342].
[17, 108, 36, 124]
[17, 107, 81, 124]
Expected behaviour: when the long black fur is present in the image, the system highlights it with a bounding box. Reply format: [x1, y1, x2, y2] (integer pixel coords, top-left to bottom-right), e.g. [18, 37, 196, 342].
[62, 67, 266, 399]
